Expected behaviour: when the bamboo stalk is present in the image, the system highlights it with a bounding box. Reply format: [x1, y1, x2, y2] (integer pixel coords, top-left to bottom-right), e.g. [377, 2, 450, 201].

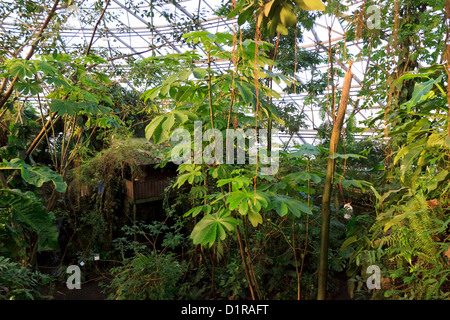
[236, 226, 256, 300]
[446, 0, 450, 139]
[317, 61, 353, 300]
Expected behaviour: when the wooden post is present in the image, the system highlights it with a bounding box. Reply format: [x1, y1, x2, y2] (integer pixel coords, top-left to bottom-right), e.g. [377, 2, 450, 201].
[317, 61, 353, 300]
[133, 201, 137, 242]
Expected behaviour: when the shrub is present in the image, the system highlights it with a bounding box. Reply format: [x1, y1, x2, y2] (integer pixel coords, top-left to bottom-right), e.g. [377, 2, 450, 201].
[106, 253, 186, 300]
[0, 256, 53, 300]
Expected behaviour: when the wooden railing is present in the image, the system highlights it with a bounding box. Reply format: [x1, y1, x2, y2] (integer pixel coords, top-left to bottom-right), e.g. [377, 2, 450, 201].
[124, 179, 170, 202]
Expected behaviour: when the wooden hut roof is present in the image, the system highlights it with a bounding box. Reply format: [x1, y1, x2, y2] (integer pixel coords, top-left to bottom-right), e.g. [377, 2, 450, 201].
[110, 137, 168, 166]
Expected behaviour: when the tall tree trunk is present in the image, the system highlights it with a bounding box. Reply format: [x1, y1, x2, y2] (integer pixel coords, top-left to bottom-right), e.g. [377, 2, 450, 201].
[445, 0, 450, 139]
[317, 62, 353, 300]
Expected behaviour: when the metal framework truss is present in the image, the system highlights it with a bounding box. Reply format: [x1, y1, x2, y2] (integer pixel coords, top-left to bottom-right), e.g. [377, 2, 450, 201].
[1, 0, 382, 146]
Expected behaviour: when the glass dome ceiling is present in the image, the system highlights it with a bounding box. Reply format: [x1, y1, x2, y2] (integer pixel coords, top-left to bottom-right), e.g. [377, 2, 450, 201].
[1, 0, 381, 146]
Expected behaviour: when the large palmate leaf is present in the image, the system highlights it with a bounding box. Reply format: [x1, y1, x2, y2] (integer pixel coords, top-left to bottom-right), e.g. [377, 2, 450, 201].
[0, 189, 59, 251]
[14, 80, 42, 95]
[34, 60, 58, 76]
[174, 164, 205, 188]
[0, 158, 67, 193]
[49, 99, 83, 116]
[226, 190, 269, 227]
[190, 209, 238, 247]
[49, 98, 111, 116]
[8, 60, 36, 80]
[269, 194, 312, 217]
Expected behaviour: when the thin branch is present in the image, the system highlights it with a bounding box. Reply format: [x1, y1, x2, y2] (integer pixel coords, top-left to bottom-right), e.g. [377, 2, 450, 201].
[86, 0, 112, 56]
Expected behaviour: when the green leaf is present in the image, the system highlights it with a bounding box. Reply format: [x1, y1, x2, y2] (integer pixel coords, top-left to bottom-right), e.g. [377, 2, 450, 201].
[276, 23, 289, 35]
[280, 4, 297, 27]
[388, 120, 416, 136]
[284, 171, 321, 184]
[427, 170, 449, 193]
[226, 190, 269, 227]
[211, 165, 231, 179]
[82, 103, 111, 115]
[174, 173, 191, 189]
[82, 90, 99, 103]
[253, 191, 269, 209]
[20, 166, 67, 193]
[97, 116, 122, 129]
[140, 86, 161, 102]
[217, 176, 252, 189]
[270, 194, 312, 217]
[0, 189, 59, 251]
[178, 70, 191, 81]
[45, 76, 71, 88]
[295, 0, 325, 11]
[237, 83, 253, 104]
[34, 60, 57, 76]
[93, 71, 112, 85]
[237, 4, 254, 26]
[445, 137, 450, 149]
[339, 179, 369, 192]
[191, 209, 238, 247]
[426, 133, 444, 148]
[278, 201, 289, 216]
[268, 12, 281, 35]
[227, 191, 248, 211]
[329, 153, 367, 160]
[247, 208, 263, 227]
[183, 205, 203, 218]
[288, 143, 319, 158]
[145, 115, 165, 143]
[174, 165, 203, 188]
[49, 99, 81, 116]
[1, 159, 67, 193]
[8, 60, 35, 80]
[193, 68, 207, 79]
[173, 109, 198, 123]
[160, 84, 170, 96]
[14, 80, 42, 95]
[405, 77, 442, 110]
[340, 235, 358, 251]
[156, 113, 175, 144]
[264, 0, 275, 17]
[162, 72, 180, 86]
[239, 200, 249, 215]
[394, 143, 424, 177]
[394, 72, 432, 87]
[203, 204, 212, 215]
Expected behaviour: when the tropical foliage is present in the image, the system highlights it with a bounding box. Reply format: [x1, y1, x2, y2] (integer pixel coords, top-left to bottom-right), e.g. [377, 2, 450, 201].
[0, 0, 448, 302]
